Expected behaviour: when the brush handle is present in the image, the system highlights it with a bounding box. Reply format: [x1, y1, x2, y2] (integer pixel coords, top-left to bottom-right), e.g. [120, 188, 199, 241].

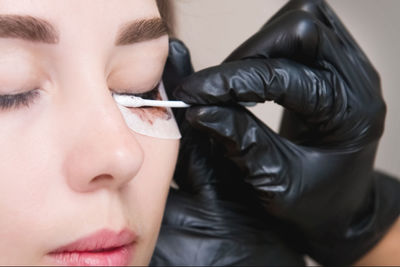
[113, 94, 256, 108]
[113, 94, 190, 108]
[140, 99, 191, 108]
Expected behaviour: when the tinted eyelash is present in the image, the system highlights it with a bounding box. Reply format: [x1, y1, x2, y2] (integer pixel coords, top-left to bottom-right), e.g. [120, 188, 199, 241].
[0, 90, 40, 110]
[116, 83, 160, 100]
[134, 83, 160, 99]
[0, 83, 161, 111]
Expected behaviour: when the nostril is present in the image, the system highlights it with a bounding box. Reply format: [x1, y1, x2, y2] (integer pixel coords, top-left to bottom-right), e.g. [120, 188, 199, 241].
[90, 174, 114, 184]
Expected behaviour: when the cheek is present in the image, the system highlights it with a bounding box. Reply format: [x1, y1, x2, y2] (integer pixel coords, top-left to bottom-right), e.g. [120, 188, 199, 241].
[0, 104, 179, 265]
[123, 135, 179, 264]
[0, 114, 61, 264]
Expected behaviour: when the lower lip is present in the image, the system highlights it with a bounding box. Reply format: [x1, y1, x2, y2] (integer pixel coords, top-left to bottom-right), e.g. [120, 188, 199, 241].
[48, 243, 135, 266]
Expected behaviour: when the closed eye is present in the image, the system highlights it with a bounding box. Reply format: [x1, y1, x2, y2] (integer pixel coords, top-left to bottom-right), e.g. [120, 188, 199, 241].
[0, 89, 40, 110]
[112, 82, 170, 123]
[111, 82, 161, 100]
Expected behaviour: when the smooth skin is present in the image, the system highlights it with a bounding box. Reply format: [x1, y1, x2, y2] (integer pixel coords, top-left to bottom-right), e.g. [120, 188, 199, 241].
[0, 0, 178, 265]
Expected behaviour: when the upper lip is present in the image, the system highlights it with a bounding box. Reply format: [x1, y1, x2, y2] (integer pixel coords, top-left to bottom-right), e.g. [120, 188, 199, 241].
[50, 228, 137, 253]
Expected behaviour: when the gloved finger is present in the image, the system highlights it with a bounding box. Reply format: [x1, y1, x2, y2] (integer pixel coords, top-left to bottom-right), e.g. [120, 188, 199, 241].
[224, 10, 322, 64]
[225, 0, 331, 63]
[268, 0, 381, 141]
[172, 122, 221, 196]
[174, 118, 255, 204]
[223, 7, 375, 88]
[316, 0, 379, 77]
[162, 38, 194, 123]
[185, 105, 300, 187]
[283, 0, 379, 79]
[224, 0, 338, 62]
[268, 1, 334, 142]
[278, 109, 309, 142]
[152, 189, 307, 266]
[175, 57, 336, 118]
[269, 0, 364, 50]
[267, 0, 325, 25]
[162, 38, 194, 98]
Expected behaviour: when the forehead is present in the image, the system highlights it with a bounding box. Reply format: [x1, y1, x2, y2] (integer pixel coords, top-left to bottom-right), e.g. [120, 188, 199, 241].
[0, 0, 160, 46]
[0, 0, 160, 17]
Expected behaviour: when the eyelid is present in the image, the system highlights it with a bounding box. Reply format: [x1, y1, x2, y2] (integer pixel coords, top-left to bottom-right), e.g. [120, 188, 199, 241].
[132, 82, 160, 99]
[111, 82, 161, 100]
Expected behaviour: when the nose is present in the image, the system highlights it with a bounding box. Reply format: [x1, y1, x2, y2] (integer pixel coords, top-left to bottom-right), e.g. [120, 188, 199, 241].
[61, 88, 144, 193]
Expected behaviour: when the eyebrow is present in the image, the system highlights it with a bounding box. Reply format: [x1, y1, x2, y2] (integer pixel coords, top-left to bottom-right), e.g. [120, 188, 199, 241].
[115, 17, 168, 45]
[0, 15, 59, 43]
[0, 15, 168, 45]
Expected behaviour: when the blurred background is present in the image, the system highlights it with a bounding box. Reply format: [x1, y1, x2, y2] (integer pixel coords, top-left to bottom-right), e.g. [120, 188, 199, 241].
[170, 0, 400, 177]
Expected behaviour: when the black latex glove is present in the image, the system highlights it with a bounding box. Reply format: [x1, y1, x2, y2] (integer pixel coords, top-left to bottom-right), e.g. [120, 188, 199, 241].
[171, 0, 400, 265]
[150, 39, 305, 266]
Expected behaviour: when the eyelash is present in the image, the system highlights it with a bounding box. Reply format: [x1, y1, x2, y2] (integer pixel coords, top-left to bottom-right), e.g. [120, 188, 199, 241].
[113, 83, 160, 100]
[0, 89, 40, 111]
[0, 83, 161, 111]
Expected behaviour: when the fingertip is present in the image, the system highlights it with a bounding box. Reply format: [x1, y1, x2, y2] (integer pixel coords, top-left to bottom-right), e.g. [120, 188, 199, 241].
[166, 38, 194, 82]
[168, 38, 191, 59]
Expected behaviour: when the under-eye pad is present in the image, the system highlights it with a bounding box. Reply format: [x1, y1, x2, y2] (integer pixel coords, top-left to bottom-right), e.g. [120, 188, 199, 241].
[113, 82, 182, 139]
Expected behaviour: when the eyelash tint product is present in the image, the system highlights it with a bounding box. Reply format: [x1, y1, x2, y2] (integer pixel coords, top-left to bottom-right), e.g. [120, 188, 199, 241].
[113, 82, 184, 140]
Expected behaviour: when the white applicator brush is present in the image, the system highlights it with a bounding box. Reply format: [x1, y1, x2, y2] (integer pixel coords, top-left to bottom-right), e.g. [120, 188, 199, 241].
[113, 94, 191, 108]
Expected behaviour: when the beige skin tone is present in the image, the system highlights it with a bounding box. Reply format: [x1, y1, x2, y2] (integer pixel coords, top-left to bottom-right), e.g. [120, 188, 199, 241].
[0, 0, 178, 265]
[355, 217, 400, 266]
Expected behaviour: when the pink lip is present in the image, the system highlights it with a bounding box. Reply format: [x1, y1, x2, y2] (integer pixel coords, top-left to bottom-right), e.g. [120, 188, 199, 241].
[48, 228, 136, 266]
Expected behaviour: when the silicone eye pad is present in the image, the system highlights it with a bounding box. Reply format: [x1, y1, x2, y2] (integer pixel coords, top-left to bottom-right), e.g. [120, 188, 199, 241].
[114, 82, 182, 139]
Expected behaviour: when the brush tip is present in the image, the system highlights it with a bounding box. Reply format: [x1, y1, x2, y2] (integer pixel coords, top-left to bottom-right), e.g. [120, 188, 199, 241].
[113, 94, 142, 107]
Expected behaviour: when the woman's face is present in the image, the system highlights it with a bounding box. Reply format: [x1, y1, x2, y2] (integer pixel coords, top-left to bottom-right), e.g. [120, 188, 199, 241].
[0, 0, 178, 265]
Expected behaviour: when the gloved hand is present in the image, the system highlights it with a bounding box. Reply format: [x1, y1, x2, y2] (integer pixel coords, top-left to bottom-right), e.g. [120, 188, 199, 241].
[170, 0, 400, 265]
[150, 39, 305, 266]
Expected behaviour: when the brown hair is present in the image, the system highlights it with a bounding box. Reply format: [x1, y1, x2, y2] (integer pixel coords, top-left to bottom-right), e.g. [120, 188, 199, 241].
[156, 0, 175, 36]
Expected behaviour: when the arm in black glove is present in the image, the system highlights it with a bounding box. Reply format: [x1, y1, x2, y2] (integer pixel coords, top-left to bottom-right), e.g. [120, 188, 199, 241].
[171, 0, 400, 265]
[150, 39, 305, 266]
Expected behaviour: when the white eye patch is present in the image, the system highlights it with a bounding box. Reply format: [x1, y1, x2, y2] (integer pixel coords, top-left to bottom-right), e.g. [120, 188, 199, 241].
[113, 82, 182, 140]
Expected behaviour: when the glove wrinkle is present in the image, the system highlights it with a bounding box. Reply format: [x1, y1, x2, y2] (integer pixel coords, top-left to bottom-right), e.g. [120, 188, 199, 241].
[154, 1, 399, 266]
